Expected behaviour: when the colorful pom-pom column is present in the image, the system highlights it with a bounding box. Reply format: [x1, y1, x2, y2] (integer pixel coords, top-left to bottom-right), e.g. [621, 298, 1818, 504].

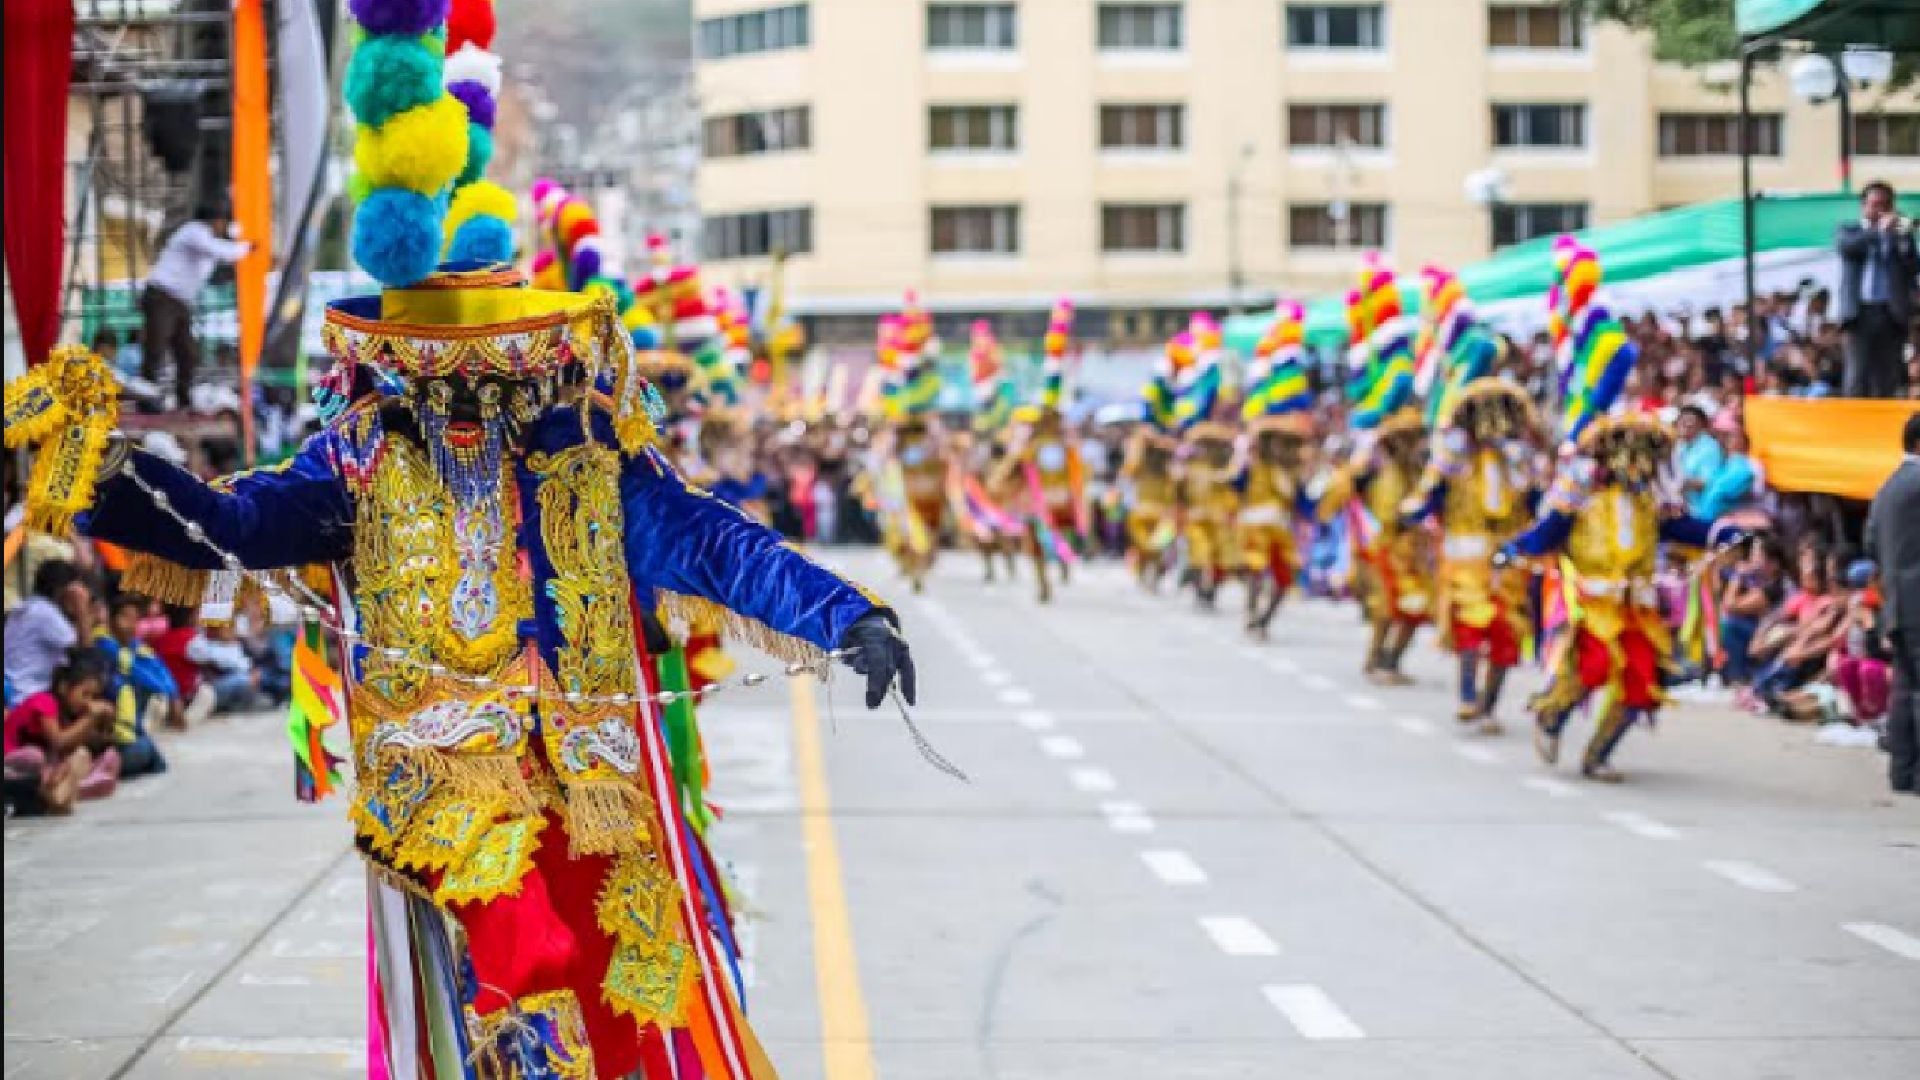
[347, 0, 468, 287]
[441, 0, 516, 264]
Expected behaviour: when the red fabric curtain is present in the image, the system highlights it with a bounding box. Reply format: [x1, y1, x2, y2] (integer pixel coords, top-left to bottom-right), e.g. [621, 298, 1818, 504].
[3, 0, 74, 367]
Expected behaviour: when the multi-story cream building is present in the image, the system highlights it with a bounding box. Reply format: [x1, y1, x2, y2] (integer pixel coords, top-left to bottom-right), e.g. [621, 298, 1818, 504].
[694, 0, 1920, 344]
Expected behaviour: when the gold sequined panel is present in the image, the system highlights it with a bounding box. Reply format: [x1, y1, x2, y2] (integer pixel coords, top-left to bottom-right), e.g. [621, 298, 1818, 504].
[350, 441, 529, 711]
[530, 444, 640, 703]
[436, 813, 546, 906]
[603, 938, 697, 1031]
[1443, 449, 1533, 538]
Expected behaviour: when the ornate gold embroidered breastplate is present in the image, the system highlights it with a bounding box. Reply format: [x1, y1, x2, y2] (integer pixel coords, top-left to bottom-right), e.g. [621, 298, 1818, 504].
[1444, 449, 1529, 538]
[352, 439, 531, 710]
[1567, 486, 1659, 580]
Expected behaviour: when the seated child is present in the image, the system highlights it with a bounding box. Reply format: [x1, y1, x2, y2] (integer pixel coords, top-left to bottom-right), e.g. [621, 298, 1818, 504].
[3, 651, 119, 810]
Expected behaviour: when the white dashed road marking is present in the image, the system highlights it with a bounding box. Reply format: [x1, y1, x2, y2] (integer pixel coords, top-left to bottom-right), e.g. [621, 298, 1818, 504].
[1069, 766, 1117, 793]
[1100, 799, 1156, 833]
[1453, 744, 1503, 766]
[1395, 717, 1436, 737]
[1521, 776, 1582, 799]
[1302, 674, 1335, 692]
[1139, 849, 1209, 886]
[1200, 916, 1279, 956]
[997, 687, 1036, 706]
[1263, 984, 1365, 1039]
[1016, 709, 1056, 731]
[1703, 860, 1799, 894]
[1342, 693, 1382, 712]
[1842, 922, 1920, 961]
[1039, 735, 1086, 760]
[980, 669, 1013, 687]
[1603, 810, 1679, 840]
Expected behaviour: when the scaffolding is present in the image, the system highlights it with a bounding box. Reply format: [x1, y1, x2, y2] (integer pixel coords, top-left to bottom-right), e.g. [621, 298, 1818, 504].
[64, 0, 235, 346]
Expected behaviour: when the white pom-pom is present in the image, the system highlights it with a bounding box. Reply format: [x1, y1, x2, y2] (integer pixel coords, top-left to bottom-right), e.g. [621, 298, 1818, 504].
[443, 44, 503, 97]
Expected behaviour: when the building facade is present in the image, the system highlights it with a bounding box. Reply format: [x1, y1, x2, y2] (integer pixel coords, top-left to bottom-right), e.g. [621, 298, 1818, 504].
[694, 0, 1920, 344]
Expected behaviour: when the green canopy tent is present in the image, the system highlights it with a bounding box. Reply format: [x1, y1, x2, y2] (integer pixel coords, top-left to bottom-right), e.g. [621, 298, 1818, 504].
[1222, 192, 1855, 353]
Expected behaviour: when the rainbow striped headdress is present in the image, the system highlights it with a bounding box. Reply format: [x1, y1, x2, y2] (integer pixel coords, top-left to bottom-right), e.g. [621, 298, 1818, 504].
[1417, 265, 1502, 426]
[1346, 256, 1417, 429]
[1036, 297, 1073, 411]
[1241, 300, 1313, 421]
[969, 319, 1013, 432]
[1547, 237, 1634, 443]
[879, 303, 940, 420]
[1169, 315, 1223, 434]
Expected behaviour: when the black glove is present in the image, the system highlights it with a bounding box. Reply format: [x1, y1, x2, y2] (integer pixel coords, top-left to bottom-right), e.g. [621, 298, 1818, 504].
[840, 611, 917, 709]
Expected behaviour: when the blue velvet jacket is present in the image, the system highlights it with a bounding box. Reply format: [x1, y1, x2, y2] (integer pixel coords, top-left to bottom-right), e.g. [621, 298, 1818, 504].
[79, 403, 885, 857]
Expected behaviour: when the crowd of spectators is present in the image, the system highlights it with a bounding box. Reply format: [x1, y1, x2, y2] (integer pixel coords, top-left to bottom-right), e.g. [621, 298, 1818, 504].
[4, 451, 290, 816]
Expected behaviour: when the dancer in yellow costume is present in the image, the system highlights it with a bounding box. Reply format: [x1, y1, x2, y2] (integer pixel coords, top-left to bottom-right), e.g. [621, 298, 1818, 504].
[1236, 300, 1318, 638]
[1321, 409, 1433, 684]
[1119, 422, 1179, 591]
[1402, 381, 1541, 729]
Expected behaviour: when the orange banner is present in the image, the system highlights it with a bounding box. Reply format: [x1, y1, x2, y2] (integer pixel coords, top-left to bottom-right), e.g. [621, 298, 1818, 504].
[232, 0, 272, 464]
[1745, 397, 1919, 501]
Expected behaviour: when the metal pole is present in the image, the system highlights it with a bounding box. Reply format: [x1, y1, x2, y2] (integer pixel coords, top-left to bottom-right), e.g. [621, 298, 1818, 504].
[1227, 165, 1243, 315]
[1834, 56, 1854, 195]
[1740, 46, 1758, 375]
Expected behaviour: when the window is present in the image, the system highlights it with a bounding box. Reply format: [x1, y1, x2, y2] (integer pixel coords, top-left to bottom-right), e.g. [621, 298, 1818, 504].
[1285, 4, 1385, 49]
[1657, 113, 1783, 157]
[1488, 4, 1585, 49]
[1098, 3, 1184, 49]
[1288, 202, 1389, 249]
[931, 205, 1021, 254]
[929, 104, 1019, 151]
[927, 3, 1017, 48]
[1100, 104, 1185, 150]
[1491, 202, 1587, 248]
[699, 4, 809, 59]
[703, 107, 811, 158]
[1287, 103, 1387, 149]
[1102, 203, 1186, 253]
[703, 207, 813, 260]
[1493, 103, 1586, 148]
[1853, 113, 1920, 157]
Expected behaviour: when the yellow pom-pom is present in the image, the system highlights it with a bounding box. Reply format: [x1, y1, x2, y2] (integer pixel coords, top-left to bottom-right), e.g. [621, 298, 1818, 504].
[555, 201, 594, 238]
[621, 305, 655, 332]
[445, 180, 517, 236]
[531, 262, 567, 291]
[354, 96, 469, 196]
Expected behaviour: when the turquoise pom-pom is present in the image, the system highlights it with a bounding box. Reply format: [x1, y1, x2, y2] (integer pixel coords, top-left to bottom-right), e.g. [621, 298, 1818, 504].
[446, 215, 515, 264]
[458, 124, 494, 187]
[344, 36, 441, 128]
[353, 188, 443, 286]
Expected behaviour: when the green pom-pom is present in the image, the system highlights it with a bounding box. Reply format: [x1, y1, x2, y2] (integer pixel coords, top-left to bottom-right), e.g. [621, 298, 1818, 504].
[344, 35, 441, 128]
[458, 124, 494, 187]
[346, 170, 372, 205]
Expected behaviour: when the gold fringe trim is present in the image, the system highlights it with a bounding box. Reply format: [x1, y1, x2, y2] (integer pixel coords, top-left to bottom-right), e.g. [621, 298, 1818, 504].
[122, 553, 211, 606]
[365, 747, 539, 820]
[560, 781, 652, 858]
[657, 591, 828, 669]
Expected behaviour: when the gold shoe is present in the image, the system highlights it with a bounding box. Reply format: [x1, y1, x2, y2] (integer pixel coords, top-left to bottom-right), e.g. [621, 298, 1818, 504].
[1581, 762, 1625, 783]
[1475, 718, 1505, 736]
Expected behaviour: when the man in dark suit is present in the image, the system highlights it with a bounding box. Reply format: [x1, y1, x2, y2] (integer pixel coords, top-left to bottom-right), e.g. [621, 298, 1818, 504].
[1866, 412, 1920, 794]
[1835, 182, 1920, 399]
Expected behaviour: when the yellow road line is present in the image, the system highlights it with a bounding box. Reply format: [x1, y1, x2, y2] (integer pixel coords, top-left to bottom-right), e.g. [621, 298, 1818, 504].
[791, 677, 878, 1080]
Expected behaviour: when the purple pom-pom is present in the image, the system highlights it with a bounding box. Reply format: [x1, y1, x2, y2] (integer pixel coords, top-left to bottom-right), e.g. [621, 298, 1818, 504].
[353, 188, 443, 287]
[570, 244, 602, 288]
[348, 0, 450, 37]
[447, 81, 496, 130]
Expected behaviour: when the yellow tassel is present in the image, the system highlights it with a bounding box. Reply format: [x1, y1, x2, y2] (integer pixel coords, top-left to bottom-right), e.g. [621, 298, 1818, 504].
[5, 346, 119, 538]
[560, 781, 651, 857]
[657, 591, 827, 670]
[122, 554, 211, 606]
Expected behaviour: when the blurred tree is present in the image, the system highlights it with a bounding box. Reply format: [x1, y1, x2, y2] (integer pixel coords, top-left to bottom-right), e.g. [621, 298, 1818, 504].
[1577, 0, 1913, 86]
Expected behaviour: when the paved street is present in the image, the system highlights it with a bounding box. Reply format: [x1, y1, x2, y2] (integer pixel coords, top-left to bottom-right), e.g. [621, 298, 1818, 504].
[6, 549, 1918, 1080]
